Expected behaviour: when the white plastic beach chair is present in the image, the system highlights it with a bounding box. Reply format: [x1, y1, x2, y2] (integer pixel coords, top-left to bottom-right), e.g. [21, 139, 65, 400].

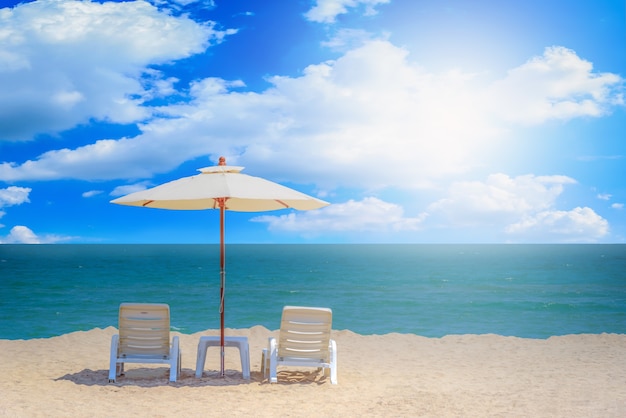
[108, 303, 181, 383]
[262, 306, 337, 384]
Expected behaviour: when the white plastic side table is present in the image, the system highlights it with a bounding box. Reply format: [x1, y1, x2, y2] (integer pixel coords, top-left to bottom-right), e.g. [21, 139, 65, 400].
[195, 336, 250, 379]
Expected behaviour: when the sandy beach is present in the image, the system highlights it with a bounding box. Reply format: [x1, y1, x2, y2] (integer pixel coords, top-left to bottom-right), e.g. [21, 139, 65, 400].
[1, 327, 625, 417]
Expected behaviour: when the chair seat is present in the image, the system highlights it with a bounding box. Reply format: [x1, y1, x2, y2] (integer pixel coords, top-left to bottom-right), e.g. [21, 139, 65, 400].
[262, 306, 337, 384]
[108, 303, 181, 383]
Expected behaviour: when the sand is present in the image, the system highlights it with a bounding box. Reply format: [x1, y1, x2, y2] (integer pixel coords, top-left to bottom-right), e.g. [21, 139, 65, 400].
[1, 327, 625, 417]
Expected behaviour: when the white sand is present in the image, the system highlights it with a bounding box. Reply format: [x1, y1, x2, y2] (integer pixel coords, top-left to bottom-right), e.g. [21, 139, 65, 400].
[1, 327, 625, 417]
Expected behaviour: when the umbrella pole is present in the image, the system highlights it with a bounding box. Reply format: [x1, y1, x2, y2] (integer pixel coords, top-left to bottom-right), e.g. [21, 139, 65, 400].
[219, 202, 226, 377]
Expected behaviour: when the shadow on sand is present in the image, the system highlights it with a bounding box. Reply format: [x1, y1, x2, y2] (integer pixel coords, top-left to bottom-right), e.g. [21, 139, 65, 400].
[56, 368, 330, 387]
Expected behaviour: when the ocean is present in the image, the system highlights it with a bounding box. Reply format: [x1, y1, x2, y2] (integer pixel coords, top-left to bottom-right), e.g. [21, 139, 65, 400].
[1, 244, 625, 340]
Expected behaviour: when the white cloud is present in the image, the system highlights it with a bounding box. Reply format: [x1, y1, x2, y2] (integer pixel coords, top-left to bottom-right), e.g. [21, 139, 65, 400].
[0, 0, 233, 141]
[488, 46, 624, 125]
[0, 2, 621, 245]
[110, 182, 152, 197]
[0, 186, 31, 230]
[167, 0, 216, 8]
[504, 207, 609, 242]
[0, 36, 622, 196]
[421, 173, 608, 242]
[427, 173, 577, 226]
[1, 225, 40, 244]
[0, 187, 72, 243]
[252, 196, 426, 233]
[82, 190, 103, 198]
[0, 40, 498, 185]
[0, 186, 31, 207]
[305, 0, 390, 23]
[612, 203, 624, 210]
[321, 28, 382, 51]
[0, 225, 70, 244]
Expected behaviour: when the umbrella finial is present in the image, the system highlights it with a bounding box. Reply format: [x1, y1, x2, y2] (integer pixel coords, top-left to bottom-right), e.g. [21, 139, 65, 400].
[218, 156, 226, 166]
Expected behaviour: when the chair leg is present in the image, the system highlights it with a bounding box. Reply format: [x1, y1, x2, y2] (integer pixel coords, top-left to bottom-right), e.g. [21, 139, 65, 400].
[239, 341, 250, 380]
[329, 339, 338, 384]
[261, 349, 268, 378]
[195, 339, 208, 378]
[178, 350, 182, 379]
[108, 334, 120, 383]
[169, 336, 180, 382]
[268, 338, 278, 383]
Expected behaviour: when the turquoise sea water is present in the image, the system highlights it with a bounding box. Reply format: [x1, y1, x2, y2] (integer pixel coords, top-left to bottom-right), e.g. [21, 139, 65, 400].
[1, 244, 625, 340]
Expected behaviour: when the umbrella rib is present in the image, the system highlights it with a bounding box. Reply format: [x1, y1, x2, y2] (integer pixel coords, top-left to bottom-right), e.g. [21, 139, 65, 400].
[276, 199, 289, 208]
[142, 200, 154, 207]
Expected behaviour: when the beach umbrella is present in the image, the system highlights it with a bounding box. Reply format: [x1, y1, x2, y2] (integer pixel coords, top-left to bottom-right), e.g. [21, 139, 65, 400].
[110, 157, 329, 377]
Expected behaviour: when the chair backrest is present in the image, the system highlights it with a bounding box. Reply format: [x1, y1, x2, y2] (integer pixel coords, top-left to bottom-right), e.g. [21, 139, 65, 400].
[278, 306, 333, 361]
[118, 303, 171, 358]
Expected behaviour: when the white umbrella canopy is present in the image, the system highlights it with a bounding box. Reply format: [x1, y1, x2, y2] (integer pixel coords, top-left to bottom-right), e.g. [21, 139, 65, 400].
[112, 163, 328, 211]
[111, 157, 329, 377]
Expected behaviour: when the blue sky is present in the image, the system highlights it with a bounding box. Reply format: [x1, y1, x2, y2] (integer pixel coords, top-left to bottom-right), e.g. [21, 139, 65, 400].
[0, 0, 624, 244]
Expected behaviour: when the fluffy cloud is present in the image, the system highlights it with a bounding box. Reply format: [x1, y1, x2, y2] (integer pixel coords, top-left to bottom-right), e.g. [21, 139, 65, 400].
[0, 3, 622, 244]
[251, 176, 609, 242]
[0, 186, 29, 230]
[0, 0, 233, 141]
[0, 186, 31, 207]
[0, 186, 72, 244]
[505, 207, 609, 242]
[252, 196, 426, 234]
[82, 190, 103, 198]
[305, 0, 390, 23]
[110, 182, 152, 197]
[0, 38, 622, 191]
[0, 225, 40, 243]
[427, 174, 609, 242]
[488, 46, 624, 124]
[0, 225, 69, 244]
[428, 174, 577, 225]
